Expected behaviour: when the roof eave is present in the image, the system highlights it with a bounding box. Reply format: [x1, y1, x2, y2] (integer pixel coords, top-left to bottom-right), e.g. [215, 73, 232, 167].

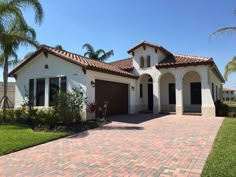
[155, 61, 214, 69]
[8, 47, 88, 77]
[127, 42, 172, 56]
[87, 66, 139, 79]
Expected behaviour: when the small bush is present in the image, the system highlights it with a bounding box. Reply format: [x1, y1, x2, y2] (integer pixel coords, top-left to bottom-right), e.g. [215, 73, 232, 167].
[53, 89, 84, 125]
[215, 100, 229, 116]
[36, 109, 58, 129]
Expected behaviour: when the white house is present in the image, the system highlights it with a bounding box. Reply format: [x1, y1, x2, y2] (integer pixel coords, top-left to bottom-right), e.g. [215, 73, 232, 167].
[223, 88, 235, 101]
[9, 41, 224, 119]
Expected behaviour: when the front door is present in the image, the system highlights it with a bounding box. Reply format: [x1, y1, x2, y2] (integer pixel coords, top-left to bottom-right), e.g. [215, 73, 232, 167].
[148, 84, 153, 111]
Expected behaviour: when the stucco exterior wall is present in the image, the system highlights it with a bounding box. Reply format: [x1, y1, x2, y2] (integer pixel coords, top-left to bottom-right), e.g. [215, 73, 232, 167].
[157, 65, 216, 117]
[159, 73, 175, 112]
[183, 71, 201, 112]
[208, 68, 222, 102]
[14, 53, 87, 119]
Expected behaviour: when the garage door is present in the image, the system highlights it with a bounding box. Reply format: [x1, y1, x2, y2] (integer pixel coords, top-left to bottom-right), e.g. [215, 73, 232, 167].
[95, 79, 128, 116]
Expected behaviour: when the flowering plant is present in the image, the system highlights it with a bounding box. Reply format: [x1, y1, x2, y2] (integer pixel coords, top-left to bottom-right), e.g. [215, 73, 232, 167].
[86, 102, 97, 113]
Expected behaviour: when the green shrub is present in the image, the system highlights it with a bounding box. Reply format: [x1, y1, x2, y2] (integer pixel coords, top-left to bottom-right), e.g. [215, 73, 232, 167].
[0, 109, 15, 123]
[36, 109, 58, 129]
[53, 88, 84, 125]
[14, 107, 28, 123]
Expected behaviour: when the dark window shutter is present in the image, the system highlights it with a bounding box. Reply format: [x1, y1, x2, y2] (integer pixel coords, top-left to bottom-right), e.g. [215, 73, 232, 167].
[29, 79, 34, 106]
[60, 77, 67, 92]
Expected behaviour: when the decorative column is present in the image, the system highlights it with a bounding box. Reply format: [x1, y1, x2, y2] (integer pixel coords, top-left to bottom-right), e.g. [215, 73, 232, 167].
[153, 78, 159, 114]
[201, 69, 215, 117]
[175, 72, 183, 116]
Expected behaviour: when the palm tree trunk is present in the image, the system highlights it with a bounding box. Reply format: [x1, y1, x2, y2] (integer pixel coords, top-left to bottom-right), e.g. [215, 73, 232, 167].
[2, 55, 8, 120]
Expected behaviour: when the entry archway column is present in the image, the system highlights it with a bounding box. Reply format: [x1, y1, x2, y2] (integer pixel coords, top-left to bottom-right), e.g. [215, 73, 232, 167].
[201, 69, 215, 117]
[176, 72, 183, 116]
[153, 79, 159, 114]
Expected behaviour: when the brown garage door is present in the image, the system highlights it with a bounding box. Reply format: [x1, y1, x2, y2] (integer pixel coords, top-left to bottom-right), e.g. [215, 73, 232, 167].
[95, 79, 128, 116]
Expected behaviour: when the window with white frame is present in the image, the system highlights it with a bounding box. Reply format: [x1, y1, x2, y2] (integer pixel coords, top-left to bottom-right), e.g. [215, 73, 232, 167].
[29, 76, 67, 106]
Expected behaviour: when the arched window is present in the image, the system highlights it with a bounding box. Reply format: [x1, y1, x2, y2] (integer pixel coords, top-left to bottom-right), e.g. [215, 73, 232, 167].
[146, 55, 151, 67]
[140, 56, 144, 68]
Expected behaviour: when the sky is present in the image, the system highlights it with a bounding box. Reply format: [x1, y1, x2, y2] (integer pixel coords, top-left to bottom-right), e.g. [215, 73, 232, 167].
[4, 0, 236, 89]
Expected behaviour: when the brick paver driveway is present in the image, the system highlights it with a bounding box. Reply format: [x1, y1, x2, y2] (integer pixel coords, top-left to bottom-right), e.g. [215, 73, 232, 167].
[0, 115, 223, 177]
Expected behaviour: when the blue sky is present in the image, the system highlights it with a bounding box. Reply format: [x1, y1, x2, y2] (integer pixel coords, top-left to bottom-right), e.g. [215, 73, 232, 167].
[5, 0, 236, 89]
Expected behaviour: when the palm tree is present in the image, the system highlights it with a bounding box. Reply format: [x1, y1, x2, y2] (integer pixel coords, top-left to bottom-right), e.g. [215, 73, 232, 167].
[0, 0, 44, 109]
[82, 43, 114, 62]
[211, 26, 236, 80]
[224, 57, 236, 81]
[210, 11, 236, 81]
[0, 24, 39, 109]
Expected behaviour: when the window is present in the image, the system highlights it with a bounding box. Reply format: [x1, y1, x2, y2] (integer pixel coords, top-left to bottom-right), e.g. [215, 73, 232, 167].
[231, 97, 234, 101]
[61, 76, 67, 92]
[31, 76, 67, 107]
[223, 98, 225, 101]
[212, 83, 214, 101]
[216, 85, 218, 100]
[191, 82, 201, 105]
[29, 79, 34, 106]
[140, 84, 143, 98]
[49, 77, 59, 106]
[146, 56, 151, 67]
[226, 97, 229, 101]
[232, 91, 234, 94]
[169, 83, 176, 104]
[140, 56, 144, 68]
[36, 79, 45, 106]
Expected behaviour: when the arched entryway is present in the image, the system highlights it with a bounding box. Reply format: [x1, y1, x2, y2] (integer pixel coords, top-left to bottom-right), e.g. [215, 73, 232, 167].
[159, 73, 176, 113]
[139, 74, 153, 112]
[182, 71, 202, 114]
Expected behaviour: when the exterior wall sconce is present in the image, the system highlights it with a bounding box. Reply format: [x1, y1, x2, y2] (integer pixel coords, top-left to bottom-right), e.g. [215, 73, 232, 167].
[91, 81, 95, 87]
[131, 86, 135, 91]
[44, 64, 49, 69]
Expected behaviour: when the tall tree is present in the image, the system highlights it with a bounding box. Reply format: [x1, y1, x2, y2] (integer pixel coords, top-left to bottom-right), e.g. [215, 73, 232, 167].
[0, 0, 44, 109]
[82, 43, 114, 62]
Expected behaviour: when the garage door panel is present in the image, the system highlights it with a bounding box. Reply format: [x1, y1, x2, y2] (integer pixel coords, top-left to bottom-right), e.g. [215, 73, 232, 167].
[95, 80, 128, 116]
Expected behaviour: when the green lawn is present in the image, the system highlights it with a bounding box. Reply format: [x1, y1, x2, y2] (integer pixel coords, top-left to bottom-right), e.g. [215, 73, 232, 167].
[201, 118, 236, 177]
[0, 124, 69, 156]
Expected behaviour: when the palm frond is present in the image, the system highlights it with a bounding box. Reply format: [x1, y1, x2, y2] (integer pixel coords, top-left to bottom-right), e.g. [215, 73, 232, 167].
[95, 49, 105, 57]
[9, 0, 44, 25]
[99, 50, 114, 62]
[82, 43, 94, 53]
[224, 56, 236, 81]
[209, 27, 236, 39]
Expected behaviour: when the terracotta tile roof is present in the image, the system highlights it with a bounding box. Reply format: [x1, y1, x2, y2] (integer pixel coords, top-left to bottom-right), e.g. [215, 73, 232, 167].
[223, 88, 235, 92]
[109, 57, 134, 71]
[9, 45, 138, 79]
[156, 54, 214, 68]
[127, 40, 171, 55]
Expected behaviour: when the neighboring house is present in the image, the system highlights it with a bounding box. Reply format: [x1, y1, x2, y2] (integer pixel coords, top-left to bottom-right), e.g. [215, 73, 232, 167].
[0, 82, 15, 108]
[223, 88, 235, 101]
[9, 41, 224, 119]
